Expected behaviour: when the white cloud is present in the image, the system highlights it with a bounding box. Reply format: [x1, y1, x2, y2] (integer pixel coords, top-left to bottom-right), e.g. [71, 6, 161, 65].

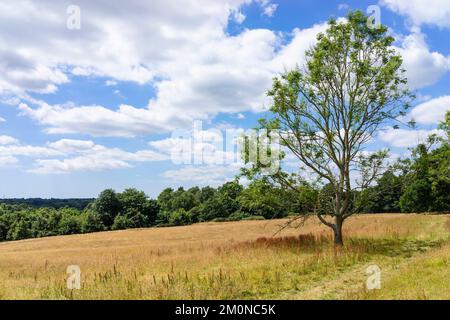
[395, 31, 450, 89]
[18, 101, 190, 137]
[31, 157, 132, 174]
[231, 8, 246, 24]
[0, 116, 6, 122]
[5, 0, 446, 144]
[149, 137, 191, 153]
[408, 96, 450, 124]
[30, 139, 168, 174]
[263, 4, 278, 17]
[162, 164, 241, 185]
[0, 0, 278, 96]
[105, 80, 118, 86]
[378, 128, 445, 148]
[271, 23, 330, 72]
[14, 20, 329, 137]
[256, 0, 278, 17]
[0, 50, 69, 94]
[0, 144, 63, 157]
[47, 139, 95, 153]
[0, 135, 19, 145]
[149, 127, 243, 166]
[0, 155, 18, 167]
[0, 137, 168, 172]
[381, 0, 450, 28]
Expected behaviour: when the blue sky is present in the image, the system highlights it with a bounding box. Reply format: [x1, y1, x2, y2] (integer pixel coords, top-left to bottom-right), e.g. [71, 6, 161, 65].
[0, 0, 449, 198]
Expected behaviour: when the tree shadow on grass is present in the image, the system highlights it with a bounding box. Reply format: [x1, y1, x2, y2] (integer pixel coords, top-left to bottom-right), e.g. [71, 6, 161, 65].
[346, 237, 444, 257]
[227, 233, 445, 258]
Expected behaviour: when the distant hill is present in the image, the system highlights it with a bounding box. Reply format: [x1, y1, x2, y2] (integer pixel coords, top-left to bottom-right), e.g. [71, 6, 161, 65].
[0, 198, 94, 210]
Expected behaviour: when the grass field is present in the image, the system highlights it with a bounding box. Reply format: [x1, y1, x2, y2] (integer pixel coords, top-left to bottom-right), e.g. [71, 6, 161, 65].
[0, 214, 449, 300]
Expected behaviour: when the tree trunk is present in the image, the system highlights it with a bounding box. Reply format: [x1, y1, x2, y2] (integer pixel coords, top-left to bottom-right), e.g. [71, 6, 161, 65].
[333, 216, 344, 246]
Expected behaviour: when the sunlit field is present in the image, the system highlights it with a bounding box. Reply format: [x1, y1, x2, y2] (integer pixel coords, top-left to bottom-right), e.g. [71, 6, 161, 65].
[0, 214, 449, 300]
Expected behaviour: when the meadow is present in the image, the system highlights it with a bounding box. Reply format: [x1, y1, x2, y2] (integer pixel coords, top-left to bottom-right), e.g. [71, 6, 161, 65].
[0, 214, 448, 300]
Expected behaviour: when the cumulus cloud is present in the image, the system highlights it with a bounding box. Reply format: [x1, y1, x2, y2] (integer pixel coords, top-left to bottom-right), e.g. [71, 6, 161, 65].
[31, 157, 132, 174]
[0, 137, 168, 173]
[0, 135, 19, 145]
[0, 50, 69, 94]
[3, 0, 448, 167]
[381, 0, 450, 28]
[0, 144, 63, 157]
[13, 19, 329, 137]
[162, 164, 241, 185]
[0, 155, 18, 167]
[408, 96, 450, 125]
[394, 31, 450, 89]
[149, 126, 243, 166]
[17, 101, 191, 137]
[0, 0, 279, 96]
[378, 128, 445, 148]
[30, 139, 168, 174]
[11, 2, 445, 139]
[47, 139, 95, 153]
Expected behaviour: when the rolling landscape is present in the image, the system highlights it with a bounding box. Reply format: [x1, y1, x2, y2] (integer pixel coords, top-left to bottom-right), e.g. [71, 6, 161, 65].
[1, 0, 449, 305]
[0, 214, 448, 300]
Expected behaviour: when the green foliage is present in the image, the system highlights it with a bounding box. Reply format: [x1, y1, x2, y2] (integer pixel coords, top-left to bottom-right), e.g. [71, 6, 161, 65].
[399, 179, 432, 213]
[80, 210, 105, 233]
[241, 10, 413, 245]
[358, 114, 450, 214]
[93, 189, 121, 228]
[0, 198, 93, 210]
[111, 214, 134, 231]
[57, 208, 82, 235]
[356, 171, 403, 213]
[288, 184, 319, 215]
[237, 179, 288, 219]
[168, 209, 192, 226]
[399, 134, 450, 212]
[242, 215, 266, 221]
[226, 211, 251, 221]
[199, 181, 243, 221]
[113, 188, 159, 229]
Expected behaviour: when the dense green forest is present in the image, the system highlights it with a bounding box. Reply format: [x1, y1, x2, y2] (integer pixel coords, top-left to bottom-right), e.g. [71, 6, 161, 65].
[0, 131, 448, 242]
[0, 198, 94, 210]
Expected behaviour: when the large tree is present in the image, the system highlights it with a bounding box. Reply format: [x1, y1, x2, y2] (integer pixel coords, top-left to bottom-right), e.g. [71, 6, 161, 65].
[93, 189, 121, 228]
[399, 114, 450, 213]
[243, 11, 412, 245]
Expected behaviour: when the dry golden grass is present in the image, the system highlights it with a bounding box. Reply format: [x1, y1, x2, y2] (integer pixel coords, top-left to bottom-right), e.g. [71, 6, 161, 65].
[0, 214, 448, 300]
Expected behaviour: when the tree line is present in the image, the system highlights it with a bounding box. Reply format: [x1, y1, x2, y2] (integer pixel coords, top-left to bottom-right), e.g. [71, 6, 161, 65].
[0, 198, 94, 210]
[0, 133, 448, 242]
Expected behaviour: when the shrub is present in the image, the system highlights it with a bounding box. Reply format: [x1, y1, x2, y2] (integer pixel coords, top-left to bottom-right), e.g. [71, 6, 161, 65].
[111, 215, 132, 230]
[168, 209, 191, 226]
[81, 210, 105, 233]
[242, 216, 265, 221]
[227, 211, 251, 221]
